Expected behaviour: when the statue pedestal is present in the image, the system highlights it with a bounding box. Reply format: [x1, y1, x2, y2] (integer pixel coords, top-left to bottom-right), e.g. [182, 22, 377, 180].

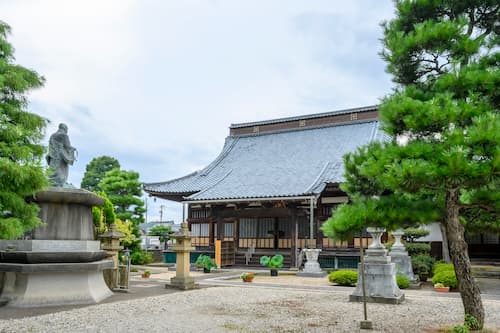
[350, 227, 404, 304]
[297, 249, 326, 277]
[389, 230, 416, 283]
[0, 188, 113, 307]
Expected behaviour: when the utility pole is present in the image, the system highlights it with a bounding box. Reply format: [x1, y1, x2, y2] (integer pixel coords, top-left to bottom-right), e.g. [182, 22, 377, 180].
[159, 205, 165, 222]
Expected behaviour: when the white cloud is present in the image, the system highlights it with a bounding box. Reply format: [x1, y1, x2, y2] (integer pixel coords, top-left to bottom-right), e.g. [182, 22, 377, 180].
[1, 0, 395, 223]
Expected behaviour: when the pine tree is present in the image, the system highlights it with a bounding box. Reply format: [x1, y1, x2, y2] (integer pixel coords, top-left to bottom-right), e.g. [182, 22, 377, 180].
[99, 168, 145, 250]
[322, 1, 498, 328]
[0, 21, 47, 239]
[81, 156, 120, 192]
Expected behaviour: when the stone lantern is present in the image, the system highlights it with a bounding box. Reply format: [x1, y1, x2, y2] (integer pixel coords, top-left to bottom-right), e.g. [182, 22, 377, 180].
[167, 222, 199, 290]
[98, 224, 125, 289]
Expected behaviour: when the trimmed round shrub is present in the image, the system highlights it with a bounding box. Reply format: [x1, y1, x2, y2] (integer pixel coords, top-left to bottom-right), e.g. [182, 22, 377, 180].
[411, 253, 435, 277]
[396, 274, 410, 289]
[432, 270, 457, 289]
[328, 270, 358, 286]
[405, 242, 431, 256]
[433, 263, 454, 275]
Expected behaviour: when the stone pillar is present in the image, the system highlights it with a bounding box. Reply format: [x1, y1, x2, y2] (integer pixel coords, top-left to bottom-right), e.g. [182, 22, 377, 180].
[98, 224, 125, 289]
[168, 222, 199, 290]
[389, 229, 416, 283]
[350, 227, 404, 304]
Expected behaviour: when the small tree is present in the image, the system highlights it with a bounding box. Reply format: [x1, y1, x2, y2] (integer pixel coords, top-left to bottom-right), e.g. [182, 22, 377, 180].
[99, 168, 145, 251]
[148, 225, 173, 249]
[0, 21, 47, 239]
[91, 191, 116, 237]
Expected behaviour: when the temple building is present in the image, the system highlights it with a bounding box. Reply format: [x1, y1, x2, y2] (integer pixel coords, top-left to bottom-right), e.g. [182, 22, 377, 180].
[144, 105, 391, 267]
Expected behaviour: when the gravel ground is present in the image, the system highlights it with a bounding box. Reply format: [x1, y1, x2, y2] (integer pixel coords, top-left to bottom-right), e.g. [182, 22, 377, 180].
[0, 285, 499, 333]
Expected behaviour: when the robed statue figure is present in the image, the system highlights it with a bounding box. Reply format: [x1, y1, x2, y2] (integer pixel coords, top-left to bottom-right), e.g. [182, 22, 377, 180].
[46, 123, 77, 187]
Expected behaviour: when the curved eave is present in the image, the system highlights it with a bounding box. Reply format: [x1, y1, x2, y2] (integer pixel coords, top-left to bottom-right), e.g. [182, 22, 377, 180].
[183, 194, 318, 204]
[145, 190, 197, 202]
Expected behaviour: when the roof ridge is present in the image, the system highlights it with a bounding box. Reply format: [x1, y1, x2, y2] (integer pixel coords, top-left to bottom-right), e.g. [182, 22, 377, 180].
[230, 105, 378, 129]
[231, 119, 379, 139]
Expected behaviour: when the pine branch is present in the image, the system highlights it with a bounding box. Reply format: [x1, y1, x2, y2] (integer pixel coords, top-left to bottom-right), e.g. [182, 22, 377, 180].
[459, 203, 495, 211]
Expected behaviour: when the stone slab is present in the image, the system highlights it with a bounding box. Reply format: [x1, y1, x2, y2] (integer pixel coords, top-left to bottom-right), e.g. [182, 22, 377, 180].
[0, 240, 101, 252]
[296, 271, 327, 277]
[29, 188, 104, 207]
[0, 251, 108, 264]
[0, 259, 113, 273]
[349, 293, 405, 304]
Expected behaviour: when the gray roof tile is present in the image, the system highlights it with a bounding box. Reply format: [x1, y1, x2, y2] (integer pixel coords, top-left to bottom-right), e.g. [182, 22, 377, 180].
[144, 119, 387, 201]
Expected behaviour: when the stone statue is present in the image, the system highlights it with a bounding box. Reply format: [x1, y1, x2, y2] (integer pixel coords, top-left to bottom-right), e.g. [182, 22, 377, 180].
[46, 123, 77, 187]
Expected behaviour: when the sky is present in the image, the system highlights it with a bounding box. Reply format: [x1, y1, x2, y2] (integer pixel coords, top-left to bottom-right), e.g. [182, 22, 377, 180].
[1, 1, 396, 224]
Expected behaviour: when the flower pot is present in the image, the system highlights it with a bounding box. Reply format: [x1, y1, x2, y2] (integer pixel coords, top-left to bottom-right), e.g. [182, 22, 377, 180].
[270, 269, 278, 277]
[141, 274, 150, 278]
[434, 286, 450, 293]
[203, 267, 211, 273]
[242, 278, 253, 283]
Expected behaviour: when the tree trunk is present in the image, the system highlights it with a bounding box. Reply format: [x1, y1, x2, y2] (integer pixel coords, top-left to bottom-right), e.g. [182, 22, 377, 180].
[439, 223, 451, 263]
[445, 189, 484, 328]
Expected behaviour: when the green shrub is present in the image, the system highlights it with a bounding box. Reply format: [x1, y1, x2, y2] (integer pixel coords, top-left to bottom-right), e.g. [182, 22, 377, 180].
[260, 254, 284, 269]
[396, 274, 410, 289]
[452, 325, 469, 333]
[328, 270, 358, 286]
[464, 314, 481, 330]
[432, 270, 457, 289]
[433, 263, 454, 275]
[195, 255, 216, 270]
[130, 251, 153, 265]
[405, 242, 431, 256]
[411, 253, 435, 277]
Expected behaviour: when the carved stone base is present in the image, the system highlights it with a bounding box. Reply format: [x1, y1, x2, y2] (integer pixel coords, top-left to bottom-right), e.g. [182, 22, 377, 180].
[350, 262, 404, 304]
[0, 260, 113, 307]
[167, 276, 199, 290]
[390, 251, 416, 282]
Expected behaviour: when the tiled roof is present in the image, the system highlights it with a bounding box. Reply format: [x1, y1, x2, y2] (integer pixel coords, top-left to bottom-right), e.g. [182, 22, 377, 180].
[144, 119, 387, 202]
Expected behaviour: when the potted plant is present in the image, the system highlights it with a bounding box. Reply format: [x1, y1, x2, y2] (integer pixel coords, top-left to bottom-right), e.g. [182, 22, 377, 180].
[434, 283, 450, 293]
[260, 254, 283, 276]
[196, 255, 216, 273]
[240, 272, 255, 283]
[195, 254, 206, 271]
[141, 270, 151, 278]
[418, 271, 429, 282]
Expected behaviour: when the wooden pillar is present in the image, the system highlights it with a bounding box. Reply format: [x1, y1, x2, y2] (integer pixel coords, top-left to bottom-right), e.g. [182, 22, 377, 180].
[290, 205, 298, 268]
[316, 214, 323, 249]
[209, 207, 215, 246]
[216, 215, 223, 240]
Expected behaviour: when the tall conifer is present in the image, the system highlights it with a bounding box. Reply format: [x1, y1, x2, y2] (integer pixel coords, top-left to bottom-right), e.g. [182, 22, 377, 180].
[0, 21, 47, 239]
